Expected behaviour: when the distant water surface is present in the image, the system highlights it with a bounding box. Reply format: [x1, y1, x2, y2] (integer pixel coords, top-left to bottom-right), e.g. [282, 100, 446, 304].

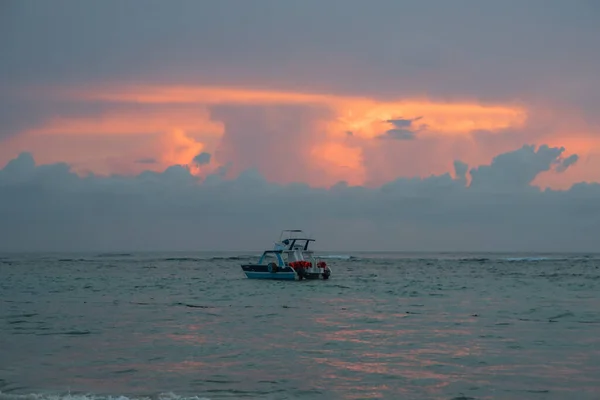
[0, 251, 599, 400]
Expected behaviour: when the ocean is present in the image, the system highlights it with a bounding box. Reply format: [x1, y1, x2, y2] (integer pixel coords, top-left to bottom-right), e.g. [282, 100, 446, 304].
[0, 252, 599, 400]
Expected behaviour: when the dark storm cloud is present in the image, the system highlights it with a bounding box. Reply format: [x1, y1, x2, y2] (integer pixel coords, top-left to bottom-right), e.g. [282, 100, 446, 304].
[0, 144, 593, 253]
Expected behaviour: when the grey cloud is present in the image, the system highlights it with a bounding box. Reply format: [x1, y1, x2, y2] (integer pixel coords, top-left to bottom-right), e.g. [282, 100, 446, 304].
[453, 160, 469, 186]
[377, 116, 424, 140]
[0, 94, 71, 140]
[2, 152, 36, 175]
[193, 152, 211, 166]
[556, 154, 579, 173]
[0, 93, 148, 141]
[453, 161, 469, 181]
[215, 162, 232, 178]
[468, 144, 569, 192]
[387, 117, 423, 129]
[1, 145, 598, 253]
[1, 0, 598, 105]
[387, 119, 412, 128]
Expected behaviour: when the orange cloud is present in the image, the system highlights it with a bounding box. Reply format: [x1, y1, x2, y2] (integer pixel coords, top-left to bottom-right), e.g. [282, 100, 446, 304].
[309, 142, 366, 186]
[330, 100, 527, 139]
[27, 83, 600, 189]
[25, 107, 224, 137]
[59, 84, 527, 137]
[157, 129, 204, 171]
[532, 131, 600, 190]
[56, 84, 339, 106]
[9, 107, 225, 175]
[30, 83, 527, 186]
[0, 132, 160, 176]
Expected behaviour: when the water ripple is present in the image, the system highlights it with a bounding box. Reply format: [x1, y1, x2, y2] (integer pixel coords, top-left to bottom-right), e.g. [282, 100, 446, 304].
[0, 252, 599, 399]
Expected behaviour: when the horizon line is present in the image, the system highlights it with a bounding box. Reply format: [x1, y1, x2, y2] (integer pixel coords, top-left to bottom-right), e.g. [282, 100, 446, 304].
[2, 249, 600, 255]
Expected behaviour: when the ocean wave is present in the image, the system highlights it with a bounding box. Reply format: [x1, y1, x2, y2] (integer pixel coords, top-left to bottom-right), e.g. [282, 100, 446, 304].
[162, 256, 252, 262]
[450, 256, 555, 263]
[458, 255, 597, 263]
[317, 254, 356, 260]
[207, 256, 250, 261]
[94, 253, 134, 258]
[502, 256, 554, 262]
[57, 254, 134, 262]
[44, 255, 256, 264]
[0, 393, 210, 400]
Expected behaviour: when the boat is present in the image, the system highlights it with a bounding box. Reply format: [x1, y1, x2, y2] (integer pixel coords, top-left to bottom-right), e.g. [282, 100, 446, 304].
[241, 230, 332, 280]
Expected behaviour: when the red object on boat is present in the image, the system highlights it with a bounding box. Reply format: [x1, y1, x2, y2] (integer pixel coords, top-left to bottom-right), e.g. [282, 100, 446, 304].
[290, 260, 312, 269]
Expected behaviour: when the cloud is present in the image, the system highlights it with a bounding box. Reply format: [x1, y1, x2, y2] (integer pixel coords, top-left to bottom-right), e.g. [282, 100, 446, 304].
[453, 160, 469, 186]
[379, 129, 416, 140]
[377, 116, 424, 140]
[0, 89, 114, 141]
[1, 1, 599, 192]
[57, 84, 527, 137]
[135, 158, 157, 164]
[386, 117, 424, 129]
[1, 83, 530, 188]
[468, 144, 572, 192]
[2, 0, 598, 107]
[193, 152, 211, 166]
[209, 103, 357, 186]
[0, 103, 224, 177]
[2, 144, 599, 253]
[453, 160, 468, 180]
[556, 154, 579, 173]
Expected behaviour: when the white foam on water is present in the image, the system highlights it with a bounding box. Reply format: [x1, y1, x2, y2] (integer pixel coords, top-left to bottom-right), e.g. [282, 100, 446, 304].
[318, 254, 353, 260]
[503, 256, 553, 261]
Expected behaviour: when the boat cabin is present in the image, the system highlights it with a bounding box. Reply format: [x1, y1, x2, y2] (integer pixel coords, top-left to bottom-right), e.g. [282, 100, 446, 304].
[262, 229, 318, 266]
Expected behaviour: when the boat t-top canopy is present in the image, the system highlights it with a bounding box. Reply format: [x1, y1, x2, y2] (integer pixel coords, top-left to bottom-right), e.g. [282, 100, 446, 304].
[275, 229, 316, 251]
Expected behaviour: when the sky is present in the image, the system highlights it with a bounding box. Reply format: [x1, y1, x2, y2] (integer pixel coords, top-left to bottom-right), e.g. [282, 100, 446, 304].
[1, 0, 600, 252]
